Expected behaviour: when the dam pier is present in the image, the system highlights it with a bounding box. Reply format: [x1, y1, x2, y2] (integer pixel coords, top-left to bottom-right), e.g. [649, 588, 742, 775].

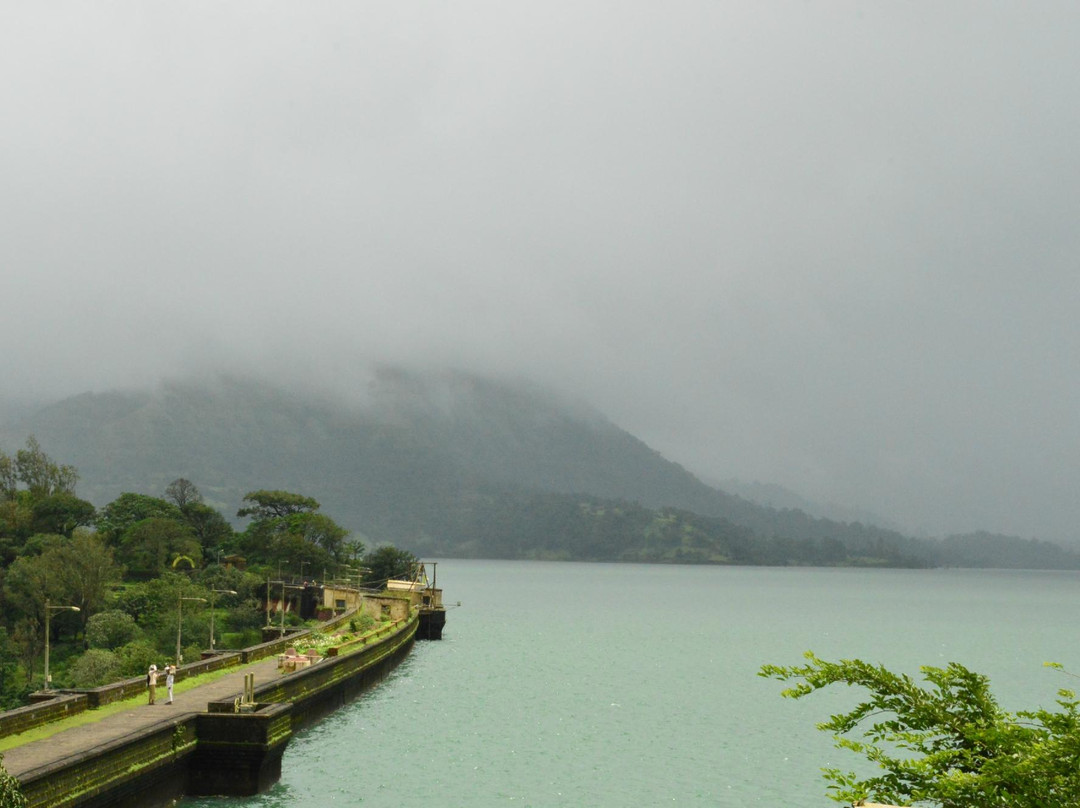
[0, 588, 428, 808]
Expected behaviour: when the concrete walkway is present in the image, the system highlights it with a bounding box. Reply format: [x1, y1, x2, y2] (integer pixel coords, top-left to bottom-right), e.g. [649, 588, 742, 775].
[3, 656, 289, 779]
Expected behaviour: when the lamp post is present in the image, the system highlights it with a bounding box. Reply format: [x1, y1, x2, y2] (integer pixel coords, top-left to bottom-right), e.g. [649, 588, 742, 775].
[277, 558, 289, 583]
[299, 560, 307, 582]
[44, 600, 80, 691]
[280, 578, 287, 637]
[208, 589, 238, 650]
[176, 596, 207, 666]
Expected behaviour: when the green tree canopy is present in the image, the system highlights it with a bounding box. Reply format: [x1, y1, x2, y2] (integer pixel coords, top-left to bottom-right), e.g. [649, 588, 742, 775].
[362, 545, 419, 587]
[86, 609, 141, 650]
[96, 493, 184, 543]
[30, 492, 96, 537]
[2, 531, 121, 631]
[117, 518, 202, 579]
[236, 489, 349, 570]
[760, 652, 1080, 807]
[237, 490, 320, 521]
[180, 501, 234, 554]
[67, 649, 122, 688]
[12, 436, 78, 499]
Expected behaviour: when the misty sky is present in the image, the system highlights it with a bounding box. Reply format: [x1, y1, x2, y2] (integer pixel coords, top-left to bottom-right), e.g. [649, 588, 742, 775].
[3, 3, 1080, 542]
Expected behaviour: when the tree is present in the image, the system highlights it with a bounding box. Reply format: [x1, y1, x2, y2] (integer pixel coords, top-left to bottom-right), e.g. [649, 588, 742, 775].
[67, 649, 121, 688]
[116, 518, 201, 578]
[237, 490, 320, 521]
[2, 531, 120, 633]
[2, 540, 69, 627]
[13, 437, 78, 499]
[179, 502, 234, 555]
[362, 545, 418, 587]
[0, 452, 15, 501]
[164, 478, 202, 509]
[290, 512, 348, 560]
[116, 640, 160, 677]
[30, 493, 96, 537]
[0, 628, 27, 710]
[49, 530, 122, 628]
[95, 494, 183, 544]
[86, 610, 140, 650]
[759, 652, 1080, 807]
[235, 489, 348, 568]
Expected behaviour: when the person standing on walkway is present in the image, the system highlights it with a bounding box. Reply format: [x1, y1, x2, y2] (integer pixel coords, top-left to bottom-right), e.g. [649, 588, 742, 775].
[165, 665, 175, 704]
[147, 664, 158, 705]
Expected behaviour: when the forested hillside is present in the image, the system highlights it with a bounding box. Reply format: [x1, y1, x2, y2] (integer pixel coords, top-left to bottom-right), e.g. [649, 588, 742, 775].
[3, 370, 1076, 569]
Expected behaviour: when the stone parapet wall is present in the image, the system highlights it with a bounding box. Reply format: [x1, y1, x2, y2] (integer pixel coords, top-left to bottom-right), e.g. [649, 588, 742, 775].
[0, 694, 87, 741]
[57, 651, 244, 711]
[16, 716, 197, 808]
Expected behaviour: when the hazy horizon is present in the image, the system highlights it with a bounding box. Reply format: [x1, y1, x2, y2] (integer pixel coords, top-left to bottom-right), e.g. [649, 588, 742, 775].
[4, 3, 1079, 544]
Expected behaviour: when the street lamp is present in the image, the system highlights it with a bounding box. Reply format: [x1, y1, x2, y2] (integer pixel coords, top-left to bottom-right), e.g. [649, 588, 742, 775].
[44, 600, 80, 691]
[299, 560, 307, 582]
[280, 578, 288, 637]
[277, 558, 289, 582]
[208, 589, 238, 650]
[176, 596, 207, 666]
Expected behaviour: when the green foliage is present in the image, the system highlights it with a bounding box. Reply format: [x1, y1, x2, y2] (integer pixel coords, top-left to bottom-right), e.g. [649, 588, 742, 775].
[95, 493, 183, 544]
[67, 649, 122, 688]
[29, 493, 95, 537]
[362, 545, 419, 587]
[237, 490, 320, 521]
[236, 489, 348, 571]
[4, 531, 122, 636]
[11, 437, 77, 499]
[116, 517, 201, 578]
[222, 602, 264, 634]
[219, 628, 263, 649]
[0, 629, 27, 710]
[351, 612, 375, 633]
[116, 640, 160, 677]
[759, 652, 1080, 807]
[112, 583, 152, 625]
[0, 752, 27, 808]
[180, 501, 234, 554]
[86, 610, 141, 650]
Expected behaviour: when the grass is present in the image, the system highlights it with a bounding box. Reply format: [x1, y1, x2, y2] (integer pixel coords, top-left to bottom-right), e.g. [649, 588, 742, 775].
[0, 663, 267, 752]
[0, 614, 402, 753]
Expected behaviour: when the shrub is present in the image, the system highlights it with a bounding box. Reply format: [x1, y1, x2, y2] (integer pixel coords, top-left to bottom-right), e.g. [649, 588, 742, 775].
[355, 612, 375, 632]
[0, 752, 27, 808]
[86, 610, 140, 650]
[68, 649, 121, 688]
[116, 640, 161, 677]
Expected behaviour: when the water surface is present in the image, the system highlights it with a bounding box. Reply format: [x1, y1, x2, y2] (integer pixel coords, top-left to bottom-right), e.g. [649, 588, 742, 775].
[181, 561, 1080, 807]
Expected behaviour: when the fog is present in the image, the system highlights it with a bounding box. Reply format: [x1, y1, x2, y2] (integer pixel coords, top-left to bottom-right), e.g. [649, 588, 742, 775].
[3, 3, 1079, 542]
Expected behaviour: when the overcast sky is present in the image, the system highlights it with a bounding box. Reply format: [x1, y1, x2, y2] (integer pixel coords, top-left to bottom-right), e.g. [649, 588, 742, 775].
[3, 2, 1079, 542]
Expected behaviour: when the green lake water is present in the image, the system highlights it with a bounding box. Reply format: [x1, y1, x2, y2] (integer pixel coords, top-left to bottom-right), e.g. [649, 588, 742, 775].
[180, 561, 1080, 807]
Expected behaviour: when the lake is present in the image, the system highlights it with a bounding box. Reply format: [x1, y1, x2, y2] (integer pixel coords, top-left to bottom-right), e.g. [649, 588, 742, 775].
[180, 561, 1080, 807]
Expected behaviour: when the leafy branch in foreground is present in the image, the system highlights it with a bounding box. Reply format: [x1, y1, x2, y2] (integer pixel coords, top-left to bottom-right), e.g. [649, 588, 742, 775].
[759, 652, 1080, 808]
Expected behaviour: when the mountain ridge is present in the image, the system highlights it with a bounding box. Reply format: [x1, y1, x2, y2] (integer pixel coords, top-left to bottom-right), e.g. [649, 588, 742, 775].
[2, 371, 1076, 569]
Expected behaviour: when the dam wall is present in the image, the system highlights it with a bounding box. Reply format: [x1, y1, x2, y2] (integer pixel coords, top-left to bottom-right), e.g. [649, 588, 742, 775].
[11, 611, 418, 808]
